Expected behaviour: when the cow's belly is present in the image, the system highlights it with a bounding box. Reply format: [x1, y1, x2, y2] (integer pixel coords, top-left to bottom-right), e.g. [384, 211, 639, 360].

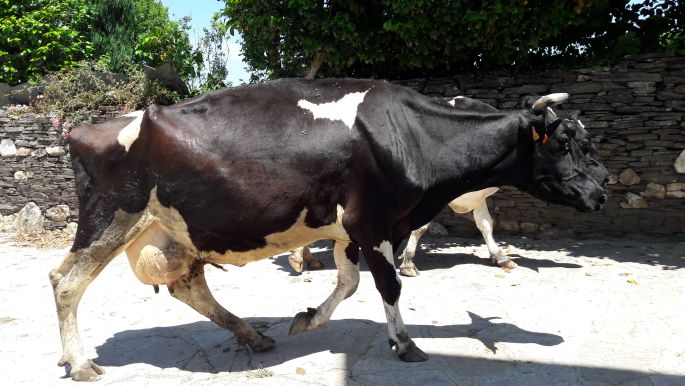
[448, 187, 499, 213]
[201, 206, 349, 266]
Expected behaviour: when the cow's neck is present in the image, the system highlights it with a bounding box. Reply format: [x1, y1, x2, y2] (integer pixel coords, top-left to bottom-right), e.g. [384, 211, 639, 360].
[406, 107, 534, 228]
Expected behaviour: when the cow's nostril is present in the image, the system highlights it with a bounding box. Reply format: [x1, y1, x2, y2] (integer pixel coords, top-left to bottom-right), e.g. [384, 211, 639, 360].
[598, 194, 608, 206]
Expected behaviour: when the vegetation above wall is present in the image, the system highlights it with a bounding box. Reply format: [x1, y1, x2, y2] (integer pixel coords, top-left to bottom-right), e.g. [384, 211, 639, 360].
[221, 0, 683, 80]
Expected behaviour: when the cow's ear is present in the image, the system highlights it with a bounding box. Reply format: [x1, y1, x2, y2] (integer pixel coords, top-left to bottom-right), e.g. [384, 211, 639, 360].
[530, 93, 569, 114]
[547, 119, 563, 134]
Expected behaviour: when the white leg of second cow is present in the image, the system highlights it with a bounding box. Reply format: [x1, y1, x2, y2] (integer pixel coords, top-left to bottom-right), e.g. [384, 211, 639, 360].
[289, 240, 359, 335]
[472, 201, 517, 269]
[398, 223, 429, 277]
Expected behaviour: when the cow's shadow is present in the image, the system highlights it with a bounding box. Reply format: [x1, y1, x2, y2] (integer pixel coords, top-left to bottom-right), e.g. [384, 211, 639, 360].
[93, 311, 563, 374]
[270, 239, 581, 275]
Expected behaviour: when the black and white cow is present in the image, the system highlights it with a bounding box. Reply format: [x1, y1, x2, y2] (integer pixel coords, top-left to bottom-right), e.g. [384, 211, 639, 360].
[289, 96, 608, 276]
[49, 79, 607, 381]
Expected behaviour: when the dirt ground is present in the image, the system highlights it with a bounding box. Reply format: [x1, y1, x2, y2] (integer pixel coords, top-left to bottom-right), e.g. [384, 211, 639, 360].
[1, 232, 684, 385]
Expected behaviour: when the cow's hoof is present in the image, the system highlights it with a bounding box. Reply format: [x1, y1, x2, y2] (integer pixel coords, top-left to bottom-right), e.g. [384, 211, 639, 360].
[250, 333, 276, 352]
[490, 251, 517, 269]
[398, 341, 429, 362]
[66, 359, 105, 382]
[288, 255, 304, 273]
[399, 265, 420, 277]
[289, 307, 317, 336]
[498, 259, 518, 269]
[306, 259, 324, 270]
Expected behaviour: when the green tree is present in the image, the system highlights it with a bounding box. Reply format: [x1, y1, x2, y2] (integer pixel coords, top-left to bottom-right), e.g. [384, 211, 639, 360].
[189, 14, 233, 93]
[0, 0, 92, 85]
[221, 0, 682, 80]
[90, 0, 136, 73]
[131, 0, 202, 80]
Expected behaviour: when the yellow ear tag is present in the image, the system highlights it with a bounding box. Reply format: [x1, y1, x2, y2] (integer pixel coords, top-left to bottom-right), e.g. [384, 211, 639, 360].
[532, 127, 540, 142]
[542, 134, 549, 144]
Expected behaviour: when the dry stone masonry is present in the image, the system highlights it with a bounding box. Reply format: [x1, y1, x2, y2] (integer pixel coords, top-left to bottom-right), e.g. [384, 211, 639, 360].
[395, 53, 685, 238]
[0, 111, 77, 230]
[1, 54, 684, 238]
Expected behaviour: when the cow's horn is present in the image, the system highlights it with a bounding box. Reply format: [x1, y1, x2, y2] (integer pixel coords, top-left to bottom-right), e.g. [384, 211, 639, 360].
[532, 93, 569, 113]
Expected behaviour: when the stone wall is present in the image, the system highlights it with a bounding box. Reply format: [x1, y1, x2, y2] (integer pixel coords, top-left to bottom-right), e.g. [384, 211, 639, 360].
[1, 54, 684, 238]
[0, 110, 76, 229]
[395, 53, 685, 239]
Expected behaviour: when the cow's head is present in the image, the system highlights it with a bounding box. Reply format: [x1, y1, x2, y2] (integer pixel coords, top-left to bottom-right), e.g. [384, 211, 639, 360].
[521, 94, 608, 212]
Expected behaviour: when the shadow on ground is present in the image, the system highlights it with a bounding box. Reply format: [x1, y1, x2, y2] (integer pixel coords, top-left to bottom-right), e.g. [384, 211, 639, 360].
[93, 315, 683, 385]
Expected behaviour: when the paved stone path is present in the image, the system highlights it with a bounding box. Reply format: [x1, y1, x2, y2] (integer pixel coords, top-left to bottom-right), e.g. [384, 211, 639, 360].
[1, 232, 684, 385]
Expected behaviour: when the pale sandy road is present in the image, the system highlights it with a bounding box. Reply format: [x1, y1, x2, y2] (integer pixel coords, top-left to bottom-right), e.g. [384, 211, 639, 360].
[1, 232, 684, 385]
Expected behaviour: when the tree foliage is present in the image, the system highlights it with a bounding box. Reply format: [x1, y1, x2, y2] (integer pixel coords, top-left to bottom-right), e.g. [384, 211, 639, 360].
[90, 0, 136, 73]
[221, 0, 683, 80]
[0, 0, 92, 85]
[189, 14, 233, 93]
[1, 0, 203, 86]
[90, 0, 202, 80]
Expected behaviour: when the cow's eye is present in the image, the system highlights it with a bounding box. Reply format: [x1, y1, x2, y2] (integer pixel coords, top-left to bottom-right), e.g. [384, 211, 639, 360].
[560, 138, 570, 153]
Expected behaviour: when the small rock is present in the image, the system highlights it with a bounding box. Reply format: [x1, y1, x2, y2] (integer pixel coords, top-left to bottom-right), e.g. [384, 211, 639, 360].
[619, 168, 640, 185]
[45, 146, 66, 157]
[667, 182, 685, 191]
[427, 221, 449, 236]
[1, 214, 17, 231]
[642, 183, 666, 199]
[606, 174, 619, 185]
[31, 148, 47, 158]
[498, 220, 520, 232]
[620, 192, 648, 209]
[675, 150, 685, 173]
[15, 147, 31, 157]
[46, 205, 70, 222]
[65, 222, 78, 234]
[666, 190, 685, 198]
[13, 202, 44, 233]
[520, 222, 538, 233]
[13, 171, 33, 180]
[0, 139, 17, 157]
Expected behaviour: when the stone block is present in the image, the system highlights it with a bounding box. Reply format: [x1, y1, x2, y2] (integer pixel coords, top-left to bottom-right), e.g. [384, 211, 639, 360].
[45, 146, 66, 157]
[13, 202, 44, 233]
[0, 138, 16, 157]
[46, 204, 70, 222]
[675, 150, 685, 173]
[620, 193, 648, 209]
[642, 183, 666, 199]
[619, 168, 641, 185]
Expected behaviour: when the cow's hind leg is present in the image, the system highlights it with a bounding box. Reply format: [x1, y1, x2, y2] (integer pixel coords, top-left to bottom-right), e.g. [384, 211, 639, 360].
[472, 202, 516, 269]
[171, 263, 275, 352]
[49, 207, 145, 381]
[398, 223, 429, 277]
[288, 245, 324, 273]
[289, 240, 359, 334]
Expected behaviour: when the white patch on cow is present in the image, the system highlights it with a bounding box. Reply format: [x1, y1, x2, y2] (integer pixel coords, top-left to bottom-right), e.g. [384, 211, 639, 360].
[117, 111, 144, 152]
[373, 240, 395, 266]
[297, 89, 370, 129]
[448, 187, 499, 214]
[447, 96, 464, 106]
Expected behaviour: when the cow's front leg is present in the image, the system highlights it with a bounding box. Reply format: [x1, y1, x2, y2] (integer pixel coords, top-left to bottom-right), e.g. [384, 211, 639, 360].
[472, 202, 516, 269]
[398, 223, 429, 277]
[49, 206, 144, 381]
[171, 263, 275, 352]
[363, 239, 428, 362]
[289, 240, 359, 334]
